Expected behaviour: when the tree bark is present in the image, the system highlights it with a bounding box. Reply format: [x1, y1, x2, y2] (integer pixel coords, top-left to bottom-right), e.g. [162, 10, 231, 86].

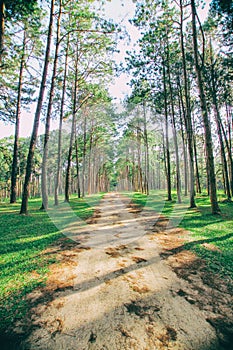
[75, 133, 81, 198]
[179, 0, 196, 207]
[65, 49, 79, 203]
[10, 28, 26, 203]
[136, 124, 143, 193]
[41, 0, 61, 210]
[209, 40, 231, 200]
[54, 33, 70, 206]
[87, 121, 94, 195]
[143, 101, 149, 195]
[193, 130, 202, 194]
[82, 112, 87, 198]
[191, 0, 220, 214]
[166, 42, 182, 203]
[162, 61, 172, 201]
[225, 104, 233, 195]
[0, 0, 5, 67]
[64, 109, 76, 203]
[219, 116, 233, 196]
[178, 91, 188, 197]
[20, 0, 54, 214]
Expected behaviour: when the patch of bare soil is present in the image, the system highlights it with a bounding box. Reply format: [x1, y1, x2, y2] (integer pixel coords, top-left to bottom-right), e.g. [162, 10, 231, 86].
[4, 193, 233, 350]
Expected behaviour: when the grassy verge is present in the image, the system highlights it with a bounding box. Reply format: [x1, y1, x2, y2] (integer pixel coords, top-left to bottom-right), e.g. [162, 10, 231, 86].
[0, 193, 103, 333]
[127, 190, 233, 280]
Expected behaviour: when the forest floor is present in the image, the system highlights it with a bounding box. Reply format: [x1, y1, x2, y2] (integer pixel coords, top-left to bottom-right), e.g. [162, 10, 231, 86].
[10, 193, 233, 349]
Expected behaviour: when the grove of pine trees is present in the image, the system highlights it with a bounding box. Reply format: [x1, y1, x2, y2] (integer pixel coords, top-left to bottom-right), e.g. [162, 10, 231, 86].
[0, 0, 232, 215]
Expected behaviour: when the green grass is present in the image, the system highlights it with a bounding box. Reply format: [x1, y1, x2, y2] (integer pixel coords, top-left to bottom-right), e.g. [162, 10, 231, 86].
[1, 190, 232, 333]
[127, 190, 233, 280]
[0, 193, 103, 333]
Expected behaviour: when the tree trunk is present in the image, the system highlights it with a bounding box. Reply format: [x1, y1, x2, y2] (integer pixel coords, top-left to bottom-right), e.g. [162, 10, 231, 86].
[209, 40, 231, 199]
[178, 92, 188, 196]
[219, 117, 233, 196]
[0, 0, 5, 67]
[65, 50, 79, 203]
[41, 0, 61, 210]
[75, 133, 81, 198]
[88, 122, 94, 195]
[20, 0, 54, 214]
[179, 0, 196, 207]
[170, 107, 182, 204]
[82, 112, 87, 198]
[166, 43, 182, 203]
[209, 40, 231, 200]
[193, 130, 202, 193]
[10, 28, 26, 203]
[143, 101, 149, 195]
[54, 33, 70, 206]
[225, 103, 233, 195]
[162, 61, 172, 201]
[136, 124, 143, 193]
[65, 110, 76, 203]
[191, 0, 220, 214]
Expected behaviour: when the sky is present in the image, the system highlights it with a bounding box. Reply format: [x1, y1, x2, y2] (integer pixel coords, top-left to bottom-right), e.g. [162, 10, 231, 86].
[0, 0, 211, 139]
[104, 0, 140, 100]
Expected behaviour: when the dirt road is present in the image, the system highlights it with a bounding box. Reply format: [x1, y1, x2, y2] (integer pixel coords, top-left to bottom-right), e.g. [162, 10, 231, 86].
[20, 193, 231, 349]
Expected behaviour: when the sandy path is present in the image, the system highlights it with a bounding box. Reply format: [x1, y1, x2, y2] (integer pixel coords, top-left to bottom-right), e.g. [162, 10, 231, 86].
[21, 193, 222, 350]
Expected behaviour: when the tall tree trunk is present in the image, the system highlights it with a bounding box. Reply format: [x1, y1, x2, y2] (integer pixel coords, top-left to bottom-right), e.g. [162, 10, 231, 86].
[179, 0, 196, 207]
[75, 133, 81, 198]
[20, 0, 54, 214]
[82, 113, 87, 198]
[170, 106, 182, 204]
[0, 0, 5, 67]
[54, 33, 70, 206]
[162, 130, 168, 190]
[219, 117, 233, 196]
[143, 101, 149, 195]
[136, 125, 143, 193]
[178, 92, 188, 196]
[162, 61, 172, 201]
[226, 103, 233, 195]
[65, 109, 76, 203]
[10, 28, 26, 203]
[193, 131, 202, 193]
[92, 146, 97, 193]
[191, 0, 220, 214]
[132, 149, 136, 191]
[209, 40, 231, 200]
[226, 104, 232, 156]
[41, 0, 61, 210]
[166, 43, 182, 203]
[87, 122, 94, 195]
[65, 48, 79, 203]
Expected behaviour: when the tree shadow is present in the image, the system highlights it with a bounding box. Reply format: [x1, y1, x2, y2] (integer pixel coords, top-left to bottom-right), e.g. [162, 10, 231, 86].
[0, 242, 231, 350]
[160, 232, 233, 257]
